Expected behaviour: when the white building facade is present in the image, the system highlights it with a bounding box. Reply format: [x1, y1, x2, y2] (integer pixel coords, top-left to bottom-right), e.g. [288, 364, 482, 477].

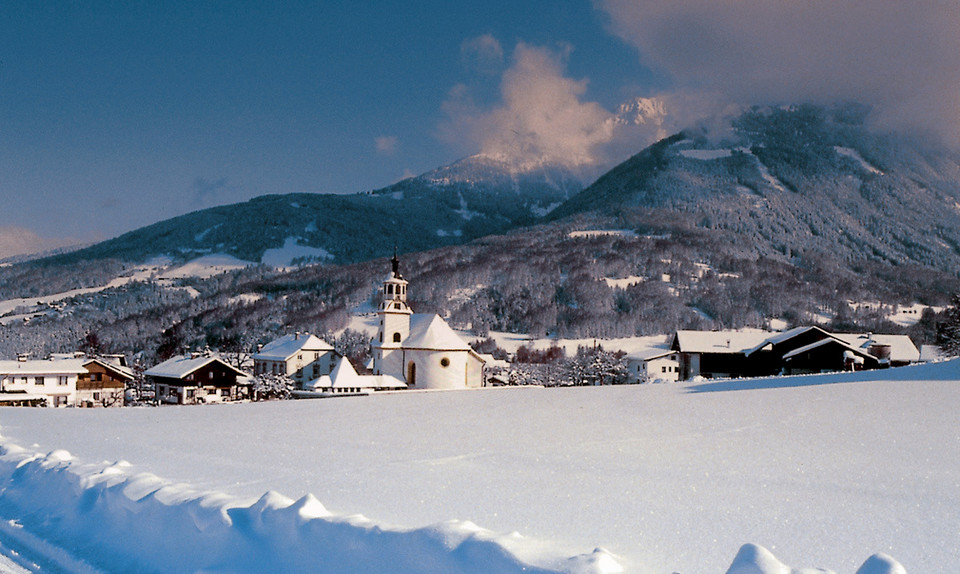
[253, 333, 339, 389]
[371, 255, 484, 390]
[0, 358, 86, 407]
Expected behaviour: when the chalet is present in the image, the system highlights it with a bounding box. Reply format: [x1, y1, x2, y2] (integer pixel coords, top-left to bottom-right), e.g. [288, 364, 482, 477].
[672, 327, 920, 380]
[303, 356, 406, 396]
[670, 330, 772, 380]
[77, 357, 134, 407]
[0, 358, 87, 407]
[145, 353, 251, 405]
[744, 327, 920, 375]
[370, 254, 485, 390]
[626, 350, 681, 383]
[253, 333, 339, 389]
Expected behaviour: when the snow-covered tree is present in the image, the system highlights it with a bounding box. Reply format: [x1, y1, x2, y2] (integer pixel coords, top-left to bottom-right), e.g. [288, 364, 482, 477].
[936, 294, 960, 357]
[252, 373, 295, 401]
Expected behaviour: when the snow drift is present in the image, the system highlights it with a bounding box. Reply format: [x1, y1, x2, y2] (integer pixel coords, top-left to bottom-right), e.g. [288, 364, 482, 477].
[0, 441, 616, 573]
[4, 361, 958, 572]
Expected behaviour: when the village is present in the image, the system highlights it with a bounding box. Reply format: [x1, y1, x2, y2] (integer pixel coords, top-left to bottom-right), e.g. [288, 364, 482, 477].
[0, 254, 934, 409]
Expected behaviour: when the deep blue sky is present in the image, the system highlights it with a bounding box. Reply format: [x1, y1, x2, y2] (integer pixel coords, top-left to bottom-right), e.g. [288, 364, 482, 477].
[0, 1, 659, 250]
[5, 1, 953, 256]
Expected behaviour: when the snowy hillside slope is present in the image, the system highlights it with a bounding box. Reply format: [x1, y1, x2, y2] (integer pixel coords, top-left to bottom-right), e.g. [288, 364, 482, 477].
[2, 361, 958, 572]
[551, 104, 960, 274]
[40, 155, 584, 268]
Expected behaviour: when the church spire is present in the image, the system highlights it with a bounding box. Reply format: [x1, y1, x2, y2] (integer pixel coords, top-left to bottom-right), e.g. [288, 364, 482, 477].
[391, 245, 402, 279]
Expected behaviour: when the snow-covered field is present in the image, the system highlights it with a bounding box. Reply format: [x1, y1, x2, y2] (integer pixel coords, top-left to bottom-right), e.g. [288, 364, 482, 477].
[2, 362, 958, 572]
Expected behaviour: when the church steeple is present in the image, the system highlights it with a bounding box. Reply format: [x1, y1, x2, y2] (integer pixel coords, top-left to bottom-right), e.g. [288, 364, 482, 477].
[373, 253, 412, 375]
[380, 251, 409, 309]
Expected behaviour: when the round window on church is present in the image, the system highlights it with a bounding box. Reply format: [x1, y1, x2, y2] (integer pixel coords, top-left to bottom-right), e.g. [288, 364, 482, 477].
[440, 357, 450, 367]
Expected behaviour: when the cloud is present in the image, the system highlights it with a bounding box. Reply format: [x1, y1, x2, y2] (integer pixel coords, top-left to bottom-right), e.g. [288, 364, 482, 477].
[599, 0, 960, 145]
[375, 136, 399, 156]
[441, 43, 619, 170]
[461, 34, 505, 76]
[0, 226, 77, 259]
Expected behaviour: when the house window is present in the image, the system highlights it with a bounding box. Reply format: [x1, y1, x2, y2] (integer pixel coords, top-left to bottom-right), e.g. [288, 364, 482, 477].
[440, 357, 450, 368]
[20, 376, 27, 384]
[314, 352, 319, 360]
[407, 362, 416, 386]
[186, 389, 195, 398]
[207, 388, 217, 395]
[221, 388, 231, 396]
[662, 366, 667, 373]
[90, 373, 101, 382]
[208, 371, 214, 380]
[393, 332, 401, 343]
[93, 392, 101, 401]
[55, 395, 67, 407]
[35, 376, 45, 385]
[297, 354, 302, 361]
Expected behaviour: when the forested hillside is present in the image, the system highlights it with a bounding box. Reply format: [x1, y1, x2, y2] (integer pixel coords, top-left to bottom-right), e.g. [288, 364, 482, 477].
[1, 104, 958, 363]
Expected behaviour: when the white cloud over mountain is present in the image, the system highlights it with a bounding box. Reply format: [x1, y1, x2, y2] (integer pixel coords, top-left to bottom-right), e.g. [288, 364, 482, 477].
[599, 0, 960, 146]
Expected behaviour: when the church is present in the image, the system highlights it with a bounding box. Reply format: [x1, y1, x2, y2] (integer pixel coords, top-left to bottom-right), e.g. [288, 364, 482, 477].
[370, 254, 485, 389]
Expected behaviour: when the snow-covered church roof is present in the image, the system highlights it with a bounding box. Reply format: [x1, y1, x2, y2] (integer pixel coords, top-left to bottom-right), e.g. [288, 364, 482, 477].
[254, 333, 334, 361]
[404, 314, 473, 351]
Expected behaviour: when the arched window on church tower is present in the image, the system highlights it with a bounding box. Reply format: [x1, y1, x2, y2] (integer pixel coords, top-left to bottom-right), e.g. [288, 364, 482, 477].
[393, 332, 401, 343]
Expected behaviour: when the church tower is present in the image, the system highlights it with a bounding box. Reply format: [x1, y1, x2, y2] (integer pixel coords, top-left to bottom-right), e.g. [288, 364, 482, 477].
[372, 253, 412, 376]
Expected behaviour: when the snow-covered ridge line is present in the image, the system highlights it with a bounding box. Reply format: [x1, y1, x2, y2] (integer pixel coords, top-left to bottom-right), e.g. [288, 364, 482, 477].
[0, 440, 617, 574]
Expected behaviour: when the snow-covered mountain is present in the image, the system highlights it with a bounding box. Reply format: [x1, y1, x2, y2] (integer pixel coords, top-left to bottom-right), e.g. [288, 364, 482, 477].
[43, 154, 586, 268]
[551, 103, 960, 274]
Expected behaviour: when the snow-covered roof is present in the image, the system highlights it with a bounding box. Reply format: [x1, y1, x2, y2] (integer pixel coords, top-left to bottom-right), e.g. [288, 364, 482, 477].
[743, 326, 830, 356]
[404, 314, 472, 351]
[305, 357, 406, 390]
[920, 344, 948, 362]
[144, 354, 247, 379]
[781, 337, 873, 361]
[833, 333, 920, 363]
[253, 333, 334, 361]
[626, 349, 677, 361]
[83, 358, 135, 380]
[672, 330, 772, 354]
[0, 359, 88, 376]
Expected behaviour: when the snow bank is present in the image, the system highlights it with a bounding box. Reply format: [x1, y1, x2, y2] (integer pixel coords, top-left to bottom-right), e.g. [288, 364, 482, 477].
[0, 439, 617, 574]
[725, 543, 905, 574]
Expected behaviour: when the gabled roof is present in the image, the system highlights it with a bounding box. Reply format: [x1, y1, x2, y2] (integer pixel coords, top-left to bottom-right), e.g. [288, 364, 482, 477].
[305, 357, 406, 390]
[626, 349, 677, 361]
[782, 337, 875, 361]
[743, 326, 832, 356]
[83, 358, 135, 381]
[253, 333, 334, 361]
[833, 333, 920, 363]
[0, 359, 88, 376]
[404, 314, 472, 351]
[672, 330, 772, 354]
[144, 354, 248, 379]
